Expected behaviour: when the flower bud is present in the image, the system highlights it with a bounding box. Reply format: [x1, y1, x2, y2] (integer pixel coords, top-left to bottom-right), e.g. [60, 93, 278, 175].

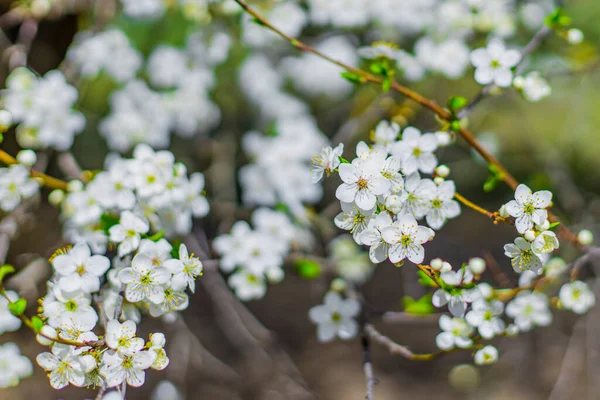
[524, 229, 536, 242]
[0, 110, 12, 132]
[330, 278, 347, 293]
[577, 229, 594, 245]
[48, 189, 65, 206]
[441, 261, 452, 273]
[435, 165, 450, 178]
[36, 325, 57, 346]
[79, 354, 97, 373]
[537, 219, 550, 231]
[567, 28, 584, 44]
[435, 131, 452, 147]
[385, 195, 403, 214]
[430, 258, 443, 271]
[67, 179, 84, 192]
[266, 266, 284, 283]
[16, 149, 37, 166]
[151, 332, 166, 348]
[498, 205, 509, 218]
[433, 176, 445, 185]
[467, 257, 486, 275]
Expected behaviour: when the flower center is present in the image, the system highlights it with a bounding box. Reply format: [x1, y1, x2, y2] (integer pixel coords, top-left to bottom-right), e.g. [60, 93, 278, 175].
[400, 234, 412, 246]
[331, 312, 342, 323]
[357, 178, 369, 190]
[140, 273, 153, 285]
[491, 59, 500, 69]
[523, 203, 535, 215]
[65, 300, 78, 312]
[432, 199, 442, 209]
[76, 265, 86, 276]
[412, 147, 422, 157]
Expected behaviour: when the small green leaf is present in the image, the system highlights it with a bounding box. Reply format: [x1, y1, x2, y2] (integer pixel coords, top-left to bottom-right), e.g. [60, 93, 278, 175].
[170, 238, 183, 259]
[338, 156, 350, 164]
[294, 259, 321, 280]
[483, 176, 498, 192]
[251, 17, 265, 26]
[450, 120, 462, 132]
[31, 316, 43, 333]
[0, 134, 4, 144]
[369, 61, 384, 75]
[0, 264, 15, 283]
[275, 202, 290, 214]
[148, 230, 165, 242]
[417, 270, 437, 288]
[548, 222, 561, 230]
[8, 298, 26, 316]
[99, 213, 120, 234]
[340, 71, 365, 84]
[403, 294, 435, 315]
[448, 96, 468, 111]
[382, 77, 392, 92]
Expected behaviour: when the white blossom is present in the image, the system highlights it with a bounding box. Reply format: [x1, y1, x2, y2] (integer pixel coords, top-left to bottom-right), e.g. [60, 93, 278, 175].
[309, 292, 360, 342]
[435, 315, 473, 350]
[470, 39, 521, 87]
[381, 214, 434, 264]
[506, 291, 552, 331]
[504, 184, 552, 233]
[559, 281, 595, 314]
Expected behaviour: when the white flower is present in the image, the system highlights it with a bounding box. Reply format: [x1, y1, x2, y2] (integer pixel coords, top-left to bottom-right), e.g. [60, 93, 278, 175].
[504, 237, 543, 274]
[163, 244, 203, 293]
[359, 212, 394, 263]
[213, 221, 252, 272]
[435, 315, 473, 350]
[506, 291, 552, 331]
[390, 127, 438, 174]
[148, 333, 169, 370]
[513, 71, 551, 102]
[381, 214, 434, 264]
[372, 120, 400, 149]
[399, 173, 436, 218]
[52, 243, 110, 293]
[531, 230, 559, 255]
[0, 291, 22, 334]
[118, 253, 171, 304]
[308, 292, 360, 342]
[311, 143, 344, 183]
[433, 272, 481, 318]
[559, 281, 595, 314]
[0, 342, 32, 388]
[137, 238, 173, 268]
[109, 211, 150, 257]
[43, 289, 98, 329]
[228, 269, 267, 301]
[504, 184, 552, 233]
[336, 160, 390, 210]
[425, 180, 461, 230]
[465, 299, 505, 339]
[37, 343, 86, 389]
[474, 345, 499, 365]
[100, 349, 155, 388]
[0, 164, 39, 211]
[470, 39, 521, 87]
[105, 320, 145, 355]
[334, 202, 375, 244]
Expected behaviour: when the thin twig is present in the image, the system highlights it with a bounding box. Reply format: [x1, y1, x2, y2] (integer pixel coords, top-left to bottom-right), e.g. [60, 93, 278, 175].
[364, 324, 433, 361]
[362, 334, 375, 400]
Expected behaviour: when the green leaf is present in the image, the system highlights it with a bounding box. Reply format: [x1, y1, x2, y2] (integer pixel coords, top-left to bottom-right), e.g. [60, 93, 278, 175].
[417, 270, 437, 288]
[338, 156, 350, 164]
[548, 221, 561, 230]
[8, 298, 26, 317]
[294, 259, 321, 280]
[448, 96, 467, 111]
[251, 17, 265, 26]
[99, 213, 120, 234]
[31, 316, 43, 333]
[483, 176, 498, 192]
[545, 7, 570, 27]
[170, 238, 183, 259]
[403, 294, 435, 315]
[450, 120, 462, 132]
[148, 230, 165, 242]
[340, 71, 365, 84]
[0, 264, 15, 283]
[382, 77, 392, 92]
[369, 61, 384, 75]
[275, 202, 290, 214]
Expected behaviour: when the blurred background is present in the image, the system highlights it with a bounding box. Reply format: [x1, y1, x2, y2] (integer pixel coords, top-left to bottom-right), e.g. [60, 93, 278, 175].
[1, 0, 600, 399]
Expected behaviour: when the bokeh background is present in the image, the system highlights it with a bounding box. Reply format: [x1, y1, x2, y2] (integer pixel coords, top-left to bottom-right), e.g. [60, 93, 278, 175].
[1, 0, 600, 399]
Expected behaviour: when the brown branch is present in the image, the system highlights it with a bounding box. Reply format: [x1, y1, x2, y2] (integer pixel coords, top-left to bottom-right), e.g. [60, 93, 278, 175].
[364, 323, 434, 361]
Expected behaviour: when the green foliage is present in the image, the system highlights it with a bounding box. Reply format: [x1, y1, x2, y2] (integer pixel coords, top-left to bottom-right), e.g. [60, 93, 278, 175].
[170, 239, 184, 259]
[31, 316, 44, 333]
[338, 156, 350, 164]
[448, 96, 468, 112]
[403, 294, 435, 315]
[294, 259, 321, 280]
[417, 270, 437, 288]
[8, 298, 26, 317]
[0, 264, 15, 283]
[340, 71, 365, 84]
[99, 213, 120, 234]
[148, 230, 166, 242]
[545, 8, 572, 28]
[483, 164, 505, 192]
[549, 221, 561, 230]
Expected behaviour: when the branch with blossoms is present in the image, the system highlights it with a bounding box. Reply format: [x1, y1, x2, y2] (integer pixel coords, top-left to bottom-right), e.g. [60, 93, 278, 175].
[0, 0, 597, 399]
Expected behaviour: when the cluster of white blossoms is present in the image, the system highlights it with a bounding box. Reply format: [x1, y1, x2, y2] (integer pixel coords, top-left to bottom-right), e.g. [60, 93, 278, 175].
[60, 144, 209, 252]
[0, 163, 39, 212]
[119, 0, 220, 21]
[316, 121, 458, 266]
[67, 29, 143, 83]
[0, 343, 32, 388]
[98, 31, 228, 151]
[213, 207, 310, 301]
[2, 68, 85, 150]
[32, 231, 203, 389]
